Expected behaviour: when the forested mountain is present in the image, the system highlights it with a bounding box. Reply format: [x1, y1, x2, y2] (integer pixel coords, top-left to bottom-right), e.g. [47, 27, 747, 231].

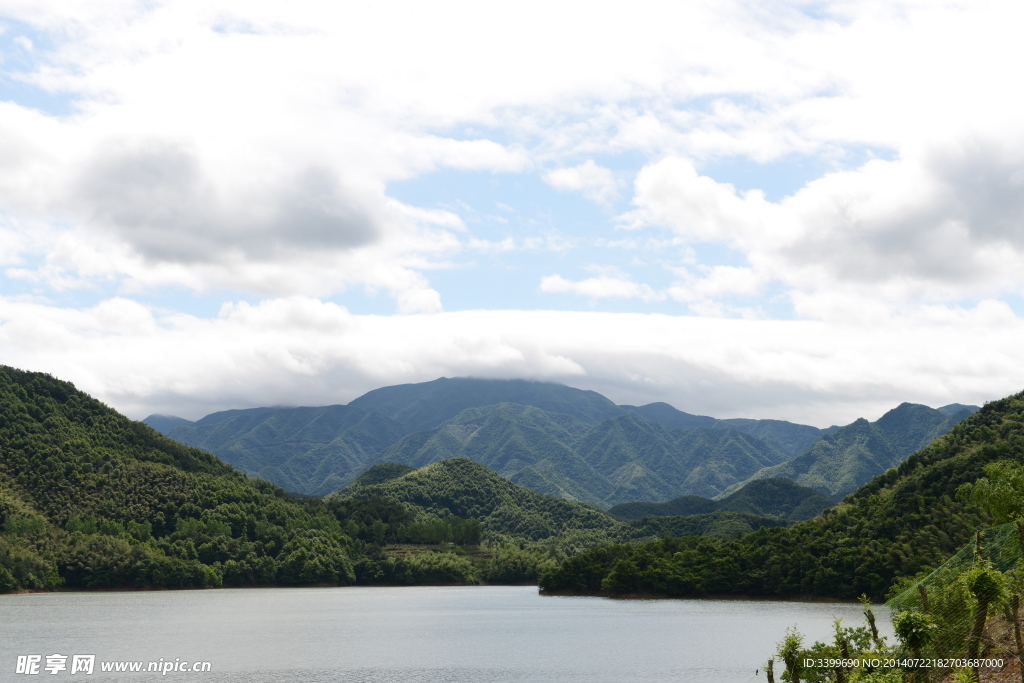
[622, 403, 823, 458]
[349, 378, 826, 459]
[0, 366, 531, 591]
[333, 458, 789, 543]
[722, 402, 978, 499]
[158, 404, 411, 496]
[147, 377, 976, 511]
[609, 477, 834, 522]
[5, 361, 993, 599]
[540, 391, 1017, 599]
[333, 458, 618, 540]
[344, 463, 416, 490]
[0, 365, 805, 593]
[376, 405, 790, 506]
[147, 378, 820, 502]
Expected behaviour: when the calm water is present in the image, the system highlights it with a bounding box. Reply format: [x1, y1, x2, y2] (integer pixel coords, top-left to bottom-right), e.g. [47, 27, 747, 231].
[1, 586, 892, 682]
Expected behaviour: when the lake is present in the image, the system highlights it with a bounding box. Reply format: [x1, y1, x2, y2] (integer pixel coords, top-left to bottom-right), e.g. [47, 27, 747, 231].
[1, 586, 892, 682]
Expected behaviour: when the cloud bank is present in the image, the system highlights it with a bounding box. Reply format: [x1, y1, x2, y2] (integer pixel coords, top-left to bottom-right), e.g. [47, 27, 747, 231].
[1, 295, 1018, 426]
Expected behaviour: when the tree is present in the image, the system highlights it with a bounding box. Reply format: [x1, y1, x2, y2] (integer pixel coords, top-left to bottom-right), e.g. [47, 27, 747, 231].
[893, 611, 936, 682]
[957, 461, 1024, 525]
[778, 627, 804, 683]
[961, 562, 1006, 678]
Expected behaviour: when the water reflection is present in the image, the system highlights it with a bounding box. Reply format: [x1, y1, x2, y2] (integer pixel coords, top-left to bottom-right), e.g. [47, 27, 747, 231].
[1, 586, 892, 682]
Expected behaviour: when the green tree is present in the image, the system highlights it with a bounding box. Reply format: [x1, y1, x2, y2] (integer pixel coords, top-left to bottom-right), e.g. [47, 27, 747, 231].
[778, 627, 804, 683]
[958, 461, 1024, 524]
[893, 611, 935, 682]
[961, 562, 1006, 677]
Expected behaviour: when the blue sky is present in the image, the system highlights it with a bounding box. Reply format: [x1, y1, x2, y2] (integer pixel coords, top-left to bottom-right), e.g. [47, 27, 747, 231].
[1, 1, 1023, 425]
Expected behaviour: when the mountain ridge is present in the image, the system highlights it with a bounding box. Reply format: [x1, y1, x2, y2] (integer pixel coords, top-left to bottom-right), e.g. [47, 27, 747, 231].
[145, 377, 978, 509]
[719, 401, 977, 500]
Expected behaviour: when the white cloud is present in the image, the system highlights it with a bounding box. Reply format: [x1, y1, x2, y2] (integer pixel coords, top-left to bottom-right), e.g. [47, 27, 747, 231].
[1, 1, 1023, 314]
[544, 160, 620, 204]
[0, 295, 1020, 427]
[626, 141, 1024, 314]
[540, 274, 664, 302]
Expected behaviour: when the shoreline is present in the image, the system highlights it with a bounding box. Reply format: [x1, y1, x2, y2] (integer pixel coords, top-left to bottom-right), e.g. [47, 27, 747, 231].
[539, 588, 874, 603]
[6, 583, 874, 603]
[2, 580, 542, 595]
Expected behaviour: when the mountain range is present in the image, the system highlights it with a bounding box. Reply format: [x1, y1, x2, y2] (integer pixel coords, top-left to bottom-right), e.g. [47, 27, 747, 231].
[0, 365, 800, 593]
[147, 377, 977, 507]
[0, 362, 1011, 600]
[541, 392, 1024, 599]
[716, 401, 978, 499]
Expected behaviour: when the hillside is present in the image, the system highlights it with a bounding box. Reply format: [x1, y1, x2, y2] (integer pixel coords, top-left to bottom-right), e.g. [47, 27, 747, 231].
[333, 458, 788, 542]
[333, 458, 618, 540]
[623, 403, 823, 459]
[160, 405, 410, 496]
[146, 377, 825, 498]
[345, 463, 416, 489]
[540, 392, 1016, 599]
[609, 477, 835, 522]
[146, 377, 974, 512]
[377, 405, 790, 506]
[722, 402, 978, 499]
[0, 366, 502, 591]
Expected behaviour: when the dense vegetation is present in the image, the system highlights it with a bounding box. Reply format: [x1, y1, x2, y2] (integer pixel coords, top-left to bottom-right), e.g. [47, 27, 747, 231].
[156, 404, 410, 496]
[150, 378, 973, 513]
[540, 391, 1021, 600]
[771, 464, 1024, 682]
[0, 367, 548, 591]
[609, 477, 835, 522]
[344, 463, 416, 489]
[368, 405, 805, 505]
[727, 402, 977, 500]
[331, 458, 620, 541]
[0, 366, 798, 592]
[334, 458, 790, 551]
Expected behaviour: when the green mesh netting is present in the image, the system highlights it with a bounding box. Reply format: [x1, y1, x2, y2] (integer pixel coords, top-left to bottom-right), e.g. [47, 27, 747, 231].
[886, 522, 1024, 661]
[888, 523, 1024, 614]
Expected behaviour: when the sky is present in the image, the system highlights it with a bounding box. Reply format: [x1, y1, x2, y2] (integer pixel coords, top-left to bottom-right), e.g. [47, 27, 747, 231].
[1, 0, 1024, 426]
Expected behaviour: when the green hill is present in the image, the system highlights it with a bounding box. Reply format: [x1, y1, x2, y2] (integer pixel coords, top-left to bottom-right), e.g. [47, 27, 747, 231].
[332, 458, 787, 542]
[540, 393, 1014, 599]
[332, 458, 618, 540]
[610, 477, 834, 522]
[723, 402, 977, 499]
[0, 366, 508, 592]
[375, 402, 608, 503]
